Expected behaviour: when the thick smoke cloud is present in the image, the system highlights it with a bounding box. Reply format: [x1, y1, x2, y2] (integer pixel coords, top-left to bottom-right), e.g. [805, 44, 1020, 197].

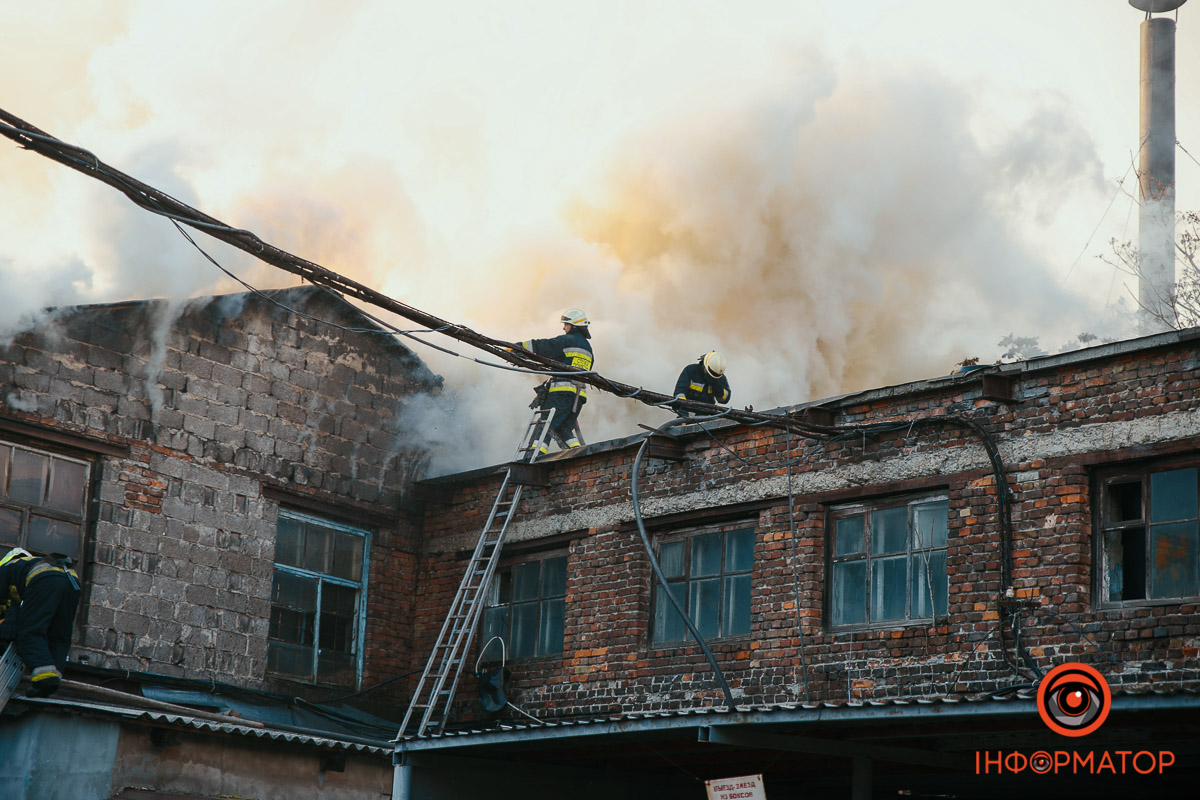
[0, 2, 1132, 476]
[429, 63, 1117, 471]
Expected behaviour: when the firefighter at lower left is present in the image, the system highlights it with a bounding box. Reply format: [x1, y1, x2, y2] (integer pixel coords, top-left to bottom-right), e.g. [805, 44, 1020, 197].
[0, 547, 81, 697]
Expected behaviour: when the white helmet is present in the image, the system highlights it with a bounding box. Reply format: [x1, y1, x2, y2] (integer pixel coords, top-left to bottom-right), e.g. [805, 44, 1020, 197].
[561, 308, 589, 328]
[702, 350, 726, 378]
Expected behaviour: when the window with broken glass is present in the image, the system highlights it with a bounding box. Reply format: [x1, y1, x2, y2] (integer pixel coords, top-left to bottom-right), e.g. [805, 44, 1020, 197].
[651, 526, 754, 644]
[0, 439, 91, 561]
[829, 495, 948, 628]
[1098, 461, 1199, 606]
[480, 553, 567, 660]
[267, 510, 369, 688]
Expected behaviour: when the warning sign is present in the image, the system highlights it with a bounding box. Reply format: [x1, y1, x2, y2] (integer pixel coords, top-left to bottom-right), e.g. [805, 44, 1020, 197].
[705, 774, 766, 800]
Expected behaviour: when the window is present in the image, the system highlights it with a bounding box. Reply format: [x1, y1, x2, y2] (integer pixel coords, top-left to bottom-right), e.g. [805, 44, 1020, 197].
[1099, 463, 1199, 604]
[829, 495, 948, 627]
[267, 510, 369, 687]
[652, 526, 753, 644]
[481, 554, 567, 660]
[0, 439, 91, 560]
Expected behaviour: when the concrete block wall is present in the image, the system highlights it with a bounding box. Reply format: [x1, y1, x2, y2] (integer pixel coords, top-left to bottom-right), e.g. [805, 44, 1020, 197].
[410, 335, 1200, 719]
[0, 287, 438, 693]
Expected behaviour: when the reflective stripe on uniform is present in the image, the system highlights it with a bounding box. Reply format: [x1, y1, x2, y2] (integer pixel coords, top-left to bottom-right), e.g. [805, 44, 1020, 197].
[26, 563, 78, 587]
[31, 666, 60, 682]
[689, 383, 706, 393]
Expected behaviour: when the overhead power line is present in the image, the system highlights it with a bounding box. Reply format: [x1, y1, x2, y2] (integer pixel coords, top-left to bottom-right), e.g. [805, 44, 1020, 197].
[0, 107, 833, 437]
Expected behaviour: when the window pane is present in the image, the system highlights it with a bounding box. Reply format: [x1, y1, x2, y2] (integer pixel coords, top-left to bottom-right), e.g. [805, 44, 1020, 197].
[275, 516, 303, 567]
[511, 562, 540, 602]
[653, 582, 686, 643]
[481, 606, 509, 652]
[317, 650, 355, 687]
[722, 574, 752, 636]
[1106, 528, 1146, 602]
[689, 577, 720, 638]
[725, 529, 754, 573]
[871, 556, 907, 621]
[691, 533, 722, 577]
[8, 450, 47, 505]
[659, 540, 685, 579]
[1150, 469, 1198, 523]
[835, 516, 864, 556]
[0, 507, 19, 548]
[301, 524, 332, 573]
[330, 530, 363, 581]
[911, 550, 947, 618]
[872, 507, 908, 555]
[832, 561, 866, 625]
[0, 445, 8, 496]
[488, 570, 512, 606]
[1149, 522, 1200, 598]
[46, 459, 87, 514]
[541, 556, 567, 598]
[913, 501, 948, 548]
[539, 598, 565, 655]
[510, 602, 538, 658]
[270, 571, 316, 646]
[1107, 481, 1142, 523]
[267, 641, 312, 681]
[319, 583, 357, 652]
[26, 516, 80, 559]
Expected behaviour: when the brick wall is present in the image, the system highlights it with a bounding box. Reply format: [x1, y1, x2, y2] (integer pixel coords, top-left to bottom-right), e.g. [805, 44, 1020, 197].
[409, 335, 1200, 720]
[0, 287, 438, 696]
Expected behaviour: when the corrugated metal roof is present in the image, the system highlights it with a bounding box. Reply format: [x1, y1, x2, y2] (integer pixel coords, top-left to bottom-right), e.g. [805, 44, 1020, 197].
[396, 686, 1200, 749]
[15, 695, 392, 756]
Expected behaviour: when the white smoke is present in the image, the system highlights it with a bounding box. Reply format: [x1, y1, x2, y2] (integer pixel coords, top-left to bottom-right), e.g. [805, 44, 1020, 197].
[0, 2, 1158, 475]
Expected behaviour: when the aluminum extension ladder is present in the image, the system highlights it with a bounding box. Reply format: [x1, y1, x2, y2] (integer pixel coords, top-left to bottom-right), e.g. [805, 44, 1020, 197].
[397, 406, 557, 738]
[0, 642, 24, 713]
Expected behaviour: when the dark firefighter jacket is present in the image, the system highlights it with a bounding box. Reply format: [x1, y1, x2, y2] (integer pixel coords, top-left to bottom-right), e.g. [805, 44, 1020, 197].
[0, 552, 80, 687]
[674, 361, 731, 405]
[519, 330, 594, 400]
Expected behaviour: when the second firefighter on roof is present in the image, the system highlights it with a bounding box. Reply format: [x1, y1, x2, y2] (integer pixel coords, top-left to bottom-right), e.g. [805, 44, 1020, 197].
[674, 351, 730, 412]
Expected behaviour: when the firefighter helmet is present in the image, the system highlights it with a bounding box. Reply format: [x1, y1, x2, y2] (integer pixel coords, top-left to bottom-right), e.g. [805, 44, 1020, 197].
[561, 308, 589, 328]
[702, 350, 726, 378]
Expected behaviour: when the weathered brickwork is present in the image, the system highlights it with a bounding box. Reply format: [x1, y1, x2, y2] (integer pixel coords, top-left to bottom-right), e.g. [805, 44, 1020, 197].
[409, 334, 1200, 721]
[0, 287, 437, 696]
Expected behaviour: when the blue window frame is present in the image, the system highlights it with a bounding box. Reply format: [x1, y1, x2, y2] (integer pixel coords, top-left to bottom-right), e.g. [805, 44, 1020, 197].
[829, 495, 948, 628]
[1100, 463, 1200, 605]
[267, 510, 369, 687]
[652, 526, 754, 644]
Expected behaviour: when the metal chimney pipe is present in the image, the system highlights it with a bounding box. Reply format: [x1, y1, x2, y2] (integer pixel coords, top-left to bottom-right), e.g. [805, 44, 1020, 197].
[1132, 0, 1187, 331]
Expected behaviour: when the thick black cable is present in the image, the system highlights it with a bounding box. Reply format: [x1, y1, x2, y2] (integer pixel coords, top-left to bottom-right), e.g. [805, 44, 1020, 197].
[631, 415, 738, 711]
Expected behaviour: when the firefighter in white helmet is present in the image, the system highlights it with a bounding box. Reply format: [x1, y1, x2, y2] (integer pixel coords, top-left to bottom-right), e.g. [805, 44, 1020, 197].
[518, 308, 594, 452]
[0, 547, 81, 698]
[673, 351, 731, 413]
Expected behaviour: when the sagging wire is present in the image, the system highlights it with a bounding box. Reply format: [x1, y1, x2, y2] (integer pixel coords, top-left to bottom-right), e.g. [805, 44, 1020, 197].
[169, 219, 606, 381]
[631, 414, 738, 711]
[1, 107, 845, 435]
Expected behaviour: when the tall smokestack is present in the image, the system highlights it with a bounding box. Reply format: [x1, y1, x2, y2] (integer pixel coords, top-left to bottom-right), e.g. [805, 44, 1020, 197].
[1132, 0, 1187, 331]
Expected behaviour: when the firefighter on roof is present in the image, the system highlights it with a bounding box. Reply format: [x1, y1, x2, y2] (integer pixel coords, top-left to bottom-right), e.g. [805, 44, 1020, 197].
[674, 351, 731, 413]
[0, 547, 81, 697]
[519, 308, 594, 453]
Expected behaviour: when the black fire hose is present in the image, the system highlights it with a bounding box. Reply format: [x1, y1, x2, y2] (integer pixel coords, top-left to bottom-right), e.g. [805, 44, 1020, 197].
[631, 414, 737, 711]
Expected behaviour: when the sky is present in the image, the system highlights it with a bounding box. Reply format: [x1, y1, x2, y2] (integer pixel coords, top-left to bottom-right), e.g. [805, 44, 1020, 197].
[1, 0, 1198, 471]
